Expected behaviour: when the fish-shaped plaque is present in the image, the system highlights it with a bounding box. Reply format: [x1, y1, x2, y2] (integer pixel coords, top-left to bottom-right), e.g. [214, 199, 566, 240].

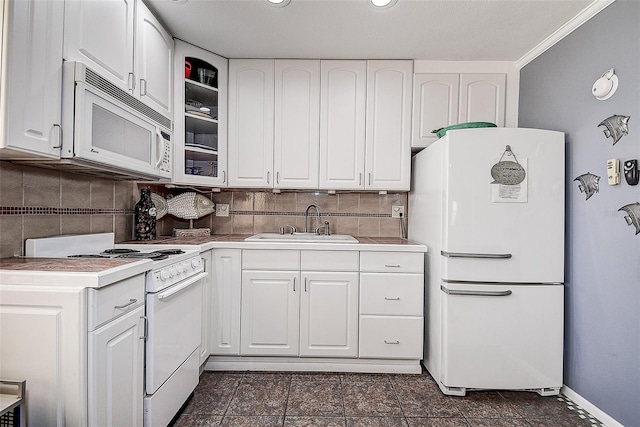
[618, 202, 640, 235]
[598, 114, 630, 145]
[491, 145, 526, 185]
[573, 172, 601, 200]
[151, 192, 215, 220]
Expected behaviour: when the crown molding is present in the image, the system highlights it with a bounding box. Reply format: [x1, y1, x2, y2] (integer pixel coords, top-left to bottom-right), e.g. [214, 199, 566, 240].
[516, 0, 616, 69]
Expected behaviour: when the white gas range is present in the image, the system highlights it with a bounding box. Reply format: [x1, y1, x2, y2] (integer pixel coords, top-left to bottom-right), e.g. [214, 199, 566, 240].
[26, 233, 207, 427]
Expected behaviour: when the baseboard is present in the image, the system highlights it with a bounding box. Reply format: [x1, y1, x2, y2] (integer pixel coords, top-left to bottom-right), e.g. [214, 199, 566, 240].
[561, 385, 623, 427]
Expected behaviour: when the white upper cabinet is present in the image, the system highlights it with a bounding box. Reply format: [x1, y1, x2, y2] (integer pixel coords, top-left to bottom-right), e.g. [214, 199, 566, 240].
[274, 60, 320, 190]
[63, 0, 172, 119]
[458, 73, 506, 126]
[0, 0, 64, 158]
[319, 60, 367, 190]
[64, 0, 135, 92]
[365, 60, 412, 191]
[134, 4, 173, 117]
[228, 59, 275, 188]
[412, 74, 460, 149]
[411, 72, 506, 150]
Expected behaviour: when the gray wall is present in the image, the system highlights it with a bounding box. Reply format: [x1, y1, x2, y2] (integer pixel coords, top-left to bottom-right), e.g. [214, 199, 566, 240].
[518, 1, 640, 425]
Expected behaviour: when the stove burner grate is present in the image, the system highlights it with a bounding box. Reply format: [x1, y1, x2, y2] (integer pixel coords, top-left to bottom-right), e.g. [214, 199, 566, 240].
[155, 249, 185, 255]
[116, 252, 169, 261]
[68, 254, 110, 259]
[102, 248, 140, 255]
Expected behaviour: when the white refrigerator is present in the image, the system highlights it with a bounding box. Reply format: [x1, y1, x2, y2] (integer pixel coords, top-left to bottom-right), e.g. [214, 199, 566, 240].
[409, 128, 564, 397]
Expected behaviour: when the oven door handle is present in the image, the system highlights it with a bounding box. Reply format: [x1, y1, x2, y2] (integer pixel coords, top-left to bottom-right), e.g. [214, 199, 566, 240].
[157, 271, 208, 301]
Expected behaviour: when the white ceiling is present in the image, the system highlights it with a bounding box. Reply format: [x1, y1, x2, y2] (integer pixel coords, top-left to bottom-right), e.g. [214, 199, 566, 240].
[147, 0, 595, 61]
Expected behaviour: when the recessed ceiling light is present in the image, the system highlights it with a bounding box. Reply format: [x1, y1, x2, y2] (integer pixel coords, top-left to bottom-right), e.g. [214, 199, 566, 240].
[267, 0, 291, 7]
[370, 0, 397, 8]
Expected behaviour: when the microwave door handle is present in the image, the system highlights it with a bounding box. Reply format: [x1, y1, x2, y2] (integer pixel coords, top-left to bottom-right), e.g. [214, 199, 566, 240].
[155, 129, 164, 169]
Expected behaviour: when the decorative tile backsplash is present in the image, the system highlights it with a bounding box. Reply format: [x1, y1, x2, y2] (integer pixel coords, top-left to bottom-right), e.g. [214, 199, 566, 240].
[0, 162, 408, 257]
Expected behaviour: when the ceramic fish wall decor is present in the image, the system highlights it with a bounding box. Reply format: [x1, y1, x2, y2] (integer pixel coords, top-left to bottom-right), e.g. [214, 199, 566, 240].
[618, 202, 640, 235]
[574, 172, 601, 200]
[151, 192, 215, 220]
[598, 114, 630, 145]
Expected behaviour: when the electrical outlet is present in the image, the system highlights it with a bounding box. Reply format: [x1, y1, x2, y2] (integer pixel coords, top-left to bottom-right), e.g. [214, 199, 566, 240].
[392, 206, 404, 218]
[215, 204, 229, 217]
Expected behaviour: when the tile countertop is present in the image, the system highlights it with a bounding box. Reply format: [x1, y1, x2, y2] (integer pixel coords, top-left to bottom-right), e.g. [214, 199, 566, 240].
[123, 234, 428, 253]
[0, 257, 152, 288]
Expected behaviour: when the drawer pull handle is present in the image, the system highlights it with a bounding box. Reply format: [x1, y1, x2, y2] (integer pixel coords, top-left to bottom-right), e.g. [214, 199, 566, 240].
[115, 299, 137, 310]
[384, 297, 400, 301]
[385, 264, 401, 268]
[384, 340, 400, 345]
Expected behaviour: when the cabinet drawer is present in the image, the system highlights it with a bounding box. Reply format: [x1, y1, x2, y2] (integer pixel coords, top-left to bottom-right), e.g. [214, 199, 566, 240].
[242, 250, 299, 270]
[360, 273, 423, 316]
[359, 316, 423, 359]
[88, 274, 145, 330]
[301, 250, 358, 271]
[360, 252, 423, 273]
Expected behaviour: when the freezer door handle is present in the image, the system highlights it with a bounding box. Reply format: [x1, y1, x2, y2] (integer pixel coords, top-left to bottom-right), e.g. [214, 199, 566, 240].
[441, 251, 512, 259]
[441, 285, 512, 297]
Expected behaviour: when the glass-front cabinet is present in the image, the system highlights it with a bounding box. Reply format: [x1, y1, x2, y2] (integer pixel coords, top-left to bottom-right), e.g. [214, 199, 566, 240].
[173, 40, 227, 186]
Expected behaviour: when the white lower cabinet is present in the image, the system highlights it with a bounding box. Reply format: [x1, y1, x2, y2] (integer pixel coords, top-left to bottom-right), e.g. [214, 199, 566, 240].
[300, 271, 359, 357]
[89, 305, 145, 427]
[241, 269, 300, 355]
[0, 274, 146, 426]
[359, 252, 424, 359]
[208, 248, 423, 373]
[210, 249, 242, 355]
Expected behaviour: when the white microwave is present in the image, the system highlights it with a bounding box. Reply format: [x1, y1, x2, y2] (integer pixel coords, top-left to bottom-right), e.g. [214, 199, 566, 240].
[61, 61, 172, 180]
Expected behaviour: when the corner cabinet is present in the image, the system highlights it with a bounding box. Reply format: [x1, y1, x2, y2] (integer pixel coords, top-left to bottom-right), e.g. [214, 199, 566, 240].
[173, 40, 228, 186]
[412, 73, 506, 149]
[0, 0, 64, 159]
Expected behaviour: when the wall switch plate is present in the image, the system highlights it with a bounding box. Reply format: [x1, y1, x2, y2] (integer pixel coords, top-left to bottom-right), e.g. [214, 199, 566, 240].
[215, 204, 229, 217]
[392, 206, 404, 218]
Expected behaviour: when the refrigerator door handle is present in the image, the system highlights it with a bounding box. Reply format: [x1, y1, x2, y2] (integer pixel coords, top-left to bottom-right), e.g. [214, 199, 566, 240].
[441, 251, 512, 259]
[441, 285, 512, 297]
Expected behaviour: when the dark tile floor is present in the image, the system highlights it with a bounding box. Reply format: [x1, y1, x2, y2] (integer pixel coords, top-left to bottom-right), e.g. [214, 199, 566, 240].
[173, 369, 602, 427]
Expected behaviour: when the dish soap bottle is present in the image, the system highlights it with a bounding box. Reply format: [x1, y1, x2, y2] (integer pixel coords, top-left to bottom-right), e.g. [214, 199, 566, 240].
[135, 188, 157, 240]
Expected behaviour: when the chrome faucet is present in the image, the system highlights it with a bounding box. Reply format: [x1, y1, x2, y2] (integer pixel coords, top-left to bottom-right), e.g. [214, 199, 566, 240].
[304, 203, 320, 233]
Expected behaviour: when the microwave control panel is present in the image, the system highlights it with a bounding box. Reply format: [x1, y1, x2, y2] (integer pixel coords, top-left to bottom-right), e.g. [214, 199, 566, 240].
[160, 131, 172, 173]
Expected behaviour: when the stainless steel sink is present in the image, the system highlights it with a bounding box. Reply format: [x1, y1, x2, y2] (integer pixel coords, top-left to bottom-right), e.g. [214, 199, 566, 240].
[245, 233, 358, 243]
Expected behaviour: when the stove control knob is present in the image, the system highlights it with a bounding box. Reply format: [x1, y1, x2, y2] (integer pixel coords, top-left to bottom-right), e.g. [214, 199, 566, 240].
[191, 258, 201, 269]
[169, 267, 177, 277]
[175, 265, 182, 276]
[182, 262, 188, 273]
[160, 269, 170, 281]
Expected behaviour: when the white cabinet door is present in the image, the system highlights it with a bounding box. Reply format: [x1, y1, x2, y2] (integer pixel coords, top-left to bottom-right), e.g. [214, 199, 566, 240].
[135, 1, 173, 118]
[228, 59, 275, 188]
[274, 60, 320, 189]
[411, 74, 459, 149]
[240, 270, 299, 355]
[458, 73, 506, 126]
[365, 60, 412, 191]
[210, 249, 242, 355]
[319, 60, 366, 190]
[63, 0, 135, 92]
[1, 0, 64, 158]
[89, 306, 144, 427]
[299, 272, 359, 357]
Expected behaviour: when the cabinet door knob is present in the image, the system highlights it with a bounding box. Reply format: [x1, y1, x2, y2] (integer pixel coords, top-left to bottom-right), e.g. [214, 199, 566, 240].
[52, 124, 62, 149]
[140, 78, 147, 96]
[384, 340, 400, 345]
